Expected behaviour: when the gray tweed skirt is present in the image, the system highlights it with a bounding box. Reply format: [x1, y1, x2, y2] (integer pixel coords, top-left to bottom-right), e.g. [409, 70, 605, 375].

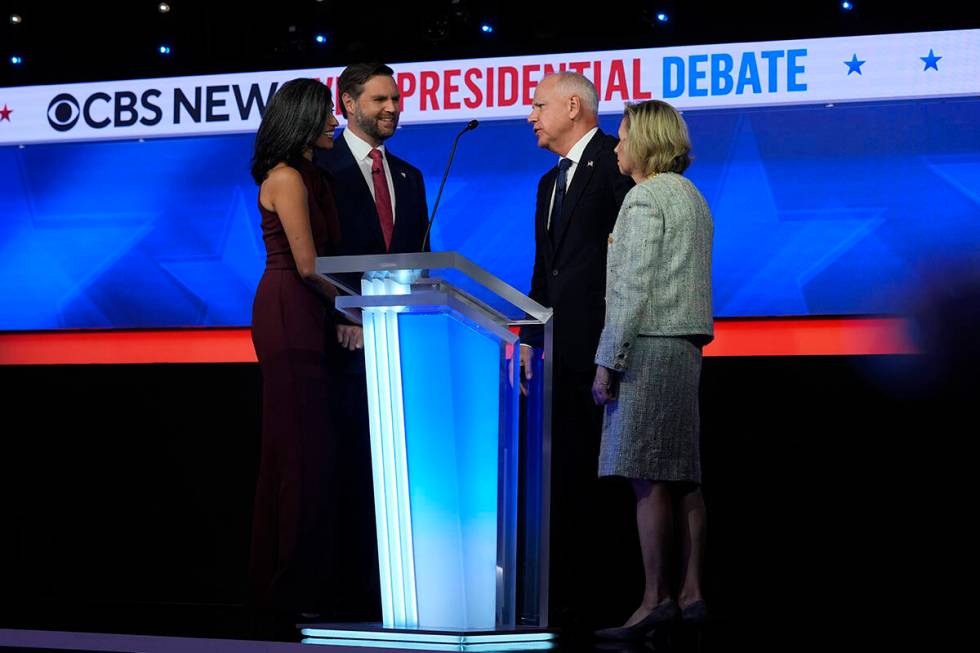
[598, 335, 703, 483]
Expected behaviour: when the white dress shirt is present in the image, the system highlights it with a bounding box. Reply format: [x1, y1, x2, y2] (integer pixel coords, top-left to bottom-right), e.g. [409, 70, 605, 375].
[343, 127, 397, 222]
[546, 127, 598, 229]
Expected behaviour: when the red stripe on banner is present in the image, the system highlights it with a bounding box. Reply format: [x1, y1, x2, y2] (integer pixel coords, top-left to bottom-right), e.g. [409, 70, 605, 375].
[705, 316, 915, 357]
[0, 328, 257, 365]
[0, 317, 915, 365]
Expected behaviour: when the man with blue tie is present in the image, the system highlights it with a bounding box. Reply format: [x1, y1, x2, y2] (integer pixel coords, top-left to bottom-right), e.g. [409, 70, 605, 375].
[523, 72, 634, 630]
[314, 62, 429, 621]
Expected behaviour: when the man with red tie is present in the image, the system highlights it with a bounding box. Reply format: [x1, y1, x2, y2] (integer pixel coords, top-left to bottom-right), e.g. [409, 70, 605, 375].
[317, 62, 430, 259]
[313, 62, 429, 621]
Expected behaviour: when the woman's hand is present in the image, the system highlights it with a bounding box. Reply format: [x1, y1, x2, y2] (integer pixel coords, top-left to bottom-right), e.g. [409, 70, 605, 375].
[336, 324, 364, 351]
[592, 365, 619, 405]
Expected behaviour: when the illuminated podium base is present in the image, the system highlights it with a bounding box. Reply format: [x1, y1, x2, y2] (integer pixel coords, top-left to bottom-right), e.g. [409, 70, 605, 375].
[300, 623, 557, 651]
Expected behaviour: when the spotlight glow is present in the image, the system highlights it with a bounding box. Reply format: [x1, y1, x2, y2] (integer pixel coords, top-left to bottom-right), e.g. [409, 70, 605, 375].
[10, 55, 23, 65]
[481, 24, 493, 33]
[656, 13, 669, 22]
[158, 45, 171, 55]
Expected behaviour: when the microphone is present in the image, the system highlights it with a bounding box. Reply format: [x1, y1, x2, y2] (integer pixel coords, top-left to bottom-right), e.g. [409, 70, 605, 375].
[420, 119, 479, 252]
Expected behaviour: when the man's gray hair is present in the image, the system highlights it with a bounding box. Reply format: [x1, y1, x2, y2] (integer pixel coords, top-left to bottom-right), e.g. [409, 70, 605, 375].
[551, 72, 599, 116]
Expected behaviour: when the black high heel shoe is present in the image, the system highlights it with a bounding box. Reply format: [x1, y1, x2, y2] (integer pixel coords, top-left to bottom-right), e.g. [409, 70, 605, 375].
[594, 600, 680, 641]
[680, 599, 708, 625]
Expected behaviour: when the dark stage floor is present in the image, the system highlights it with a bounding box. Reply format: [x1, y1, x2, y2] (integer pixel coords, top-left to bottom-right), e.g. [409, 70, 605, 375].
[0, 624, 713, 653]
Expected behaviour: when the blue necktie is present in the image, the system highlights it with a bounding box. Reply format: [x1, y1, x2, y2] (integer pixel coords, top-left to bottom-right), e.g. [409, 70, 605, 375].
[549, 158, 573, 241]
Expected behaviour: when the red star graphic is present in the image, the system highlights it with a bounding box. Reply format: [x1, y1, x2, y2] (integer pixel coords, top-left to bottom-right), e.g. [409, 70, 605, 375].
[0, 104, 12, 121]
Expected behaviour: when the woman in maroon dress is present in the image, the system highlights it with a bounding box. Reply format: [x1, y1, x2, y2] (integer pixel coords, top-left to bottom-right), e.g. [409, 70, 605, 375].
[247, 78, 352, 617]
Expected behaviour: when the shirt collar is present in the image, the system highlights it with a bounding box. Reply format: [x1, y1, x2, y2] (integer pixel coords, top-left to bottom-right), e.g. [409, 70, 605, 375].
[344, 126, 387, 162]
[560, 127, 598, 167]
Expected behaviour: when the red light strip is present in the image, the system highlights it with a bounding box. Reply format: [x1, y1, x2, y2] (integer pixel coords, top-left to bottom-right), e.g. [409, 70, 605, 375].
[0, 328, 257, 365]
[706, 316, 915, 357]
[0, 317, 915, 366]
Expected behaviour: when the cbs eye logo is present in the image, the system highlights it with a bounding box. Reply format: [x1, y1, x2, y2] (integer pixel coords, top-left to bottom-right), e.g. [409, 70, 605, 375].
[48, 93, 81, 132]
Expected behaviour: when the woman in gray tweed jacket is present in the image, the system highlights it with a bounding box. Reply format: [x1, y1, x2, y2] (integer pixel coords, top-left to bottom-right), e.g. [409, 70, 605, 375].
[591, 100, 714, 639]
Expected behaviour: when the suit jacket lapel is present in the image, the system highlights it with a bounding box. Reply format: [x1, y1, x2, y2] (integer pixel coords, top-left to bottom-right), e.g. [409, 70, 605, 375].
[387, 152, 413, 249]
[552, 129, 604, 254]
[336, 132, 387, 251]
[538, 167, 558, 256]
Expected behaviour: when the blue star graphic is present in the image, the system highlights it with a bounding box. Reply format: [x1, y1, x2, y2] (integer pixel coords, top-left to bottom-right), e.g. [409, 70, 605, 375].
[0, 147, 156, 328]
[920, 49, 942, 71]
[158, 186, 264, 325]
[710, 118, 883, 316]
[844, 54, 866, 76]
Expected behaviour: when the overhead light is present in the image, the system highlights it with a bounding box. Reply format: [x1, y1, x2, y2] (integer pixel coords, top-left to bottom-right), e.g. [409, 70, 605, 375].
[158, 3, 171, 13]
[10, 14, 22, 24]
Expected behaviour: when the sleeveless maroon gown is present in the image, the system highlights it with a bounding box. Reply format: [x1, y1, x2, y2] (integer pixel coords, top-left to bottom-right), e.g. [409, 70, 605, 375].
[248, 158, 342, 612]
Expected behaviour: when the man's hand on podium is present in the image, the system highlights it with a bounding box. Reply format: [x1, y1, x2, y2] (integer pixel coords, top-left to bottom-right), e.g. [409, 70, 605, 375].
[510, 343, 534, 397]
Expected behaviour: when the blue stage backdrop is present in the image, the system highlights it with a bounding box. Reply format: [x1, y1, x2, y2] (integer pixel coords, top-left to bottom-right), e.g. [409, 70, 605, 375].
[2, 97, 978, 330]
[4, 16, 980, 336]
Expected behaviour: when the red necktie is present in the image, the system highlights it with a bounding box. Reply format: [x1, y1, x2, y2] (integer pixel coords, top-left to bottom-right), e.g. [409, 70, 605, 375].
[368, 149, 394, 251]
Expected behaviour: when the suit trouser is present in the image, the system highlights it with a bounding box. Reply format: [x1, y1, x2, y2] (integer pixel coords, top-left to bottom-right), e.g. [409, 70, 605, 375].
[326, 352, 382, 621]
[547, 364, 605, 624]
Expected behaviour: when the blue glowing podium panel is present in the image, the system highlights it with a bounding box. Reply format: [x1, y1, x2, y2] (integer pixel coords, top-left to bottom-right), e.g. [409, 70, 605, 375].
[317, 252, 553, 632]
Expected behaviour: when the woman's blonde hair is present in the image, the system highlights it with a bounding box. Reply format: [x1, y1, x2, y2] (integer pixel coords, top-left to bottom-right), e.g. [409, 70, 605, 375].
[623, 100, 692, 175]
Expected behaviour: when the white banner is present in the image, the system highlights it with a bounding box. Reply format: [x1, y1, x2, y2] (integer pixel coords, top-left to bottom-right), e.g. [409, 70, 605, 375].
[1, 29, 976, 145]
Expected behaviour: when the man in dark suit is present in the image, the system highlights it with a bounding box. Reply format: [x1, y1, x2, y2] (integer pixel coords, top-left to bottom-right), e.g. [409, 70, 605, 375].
[316, 62, 429, 261]
[522, 72, 634, 628]
[313, 62, 429, 620]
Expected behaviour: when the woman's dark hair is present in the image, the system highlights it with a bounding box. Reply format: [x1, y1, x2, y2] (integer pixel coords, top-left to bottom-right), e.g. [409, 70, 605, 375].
[250, 78, 333, 184]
